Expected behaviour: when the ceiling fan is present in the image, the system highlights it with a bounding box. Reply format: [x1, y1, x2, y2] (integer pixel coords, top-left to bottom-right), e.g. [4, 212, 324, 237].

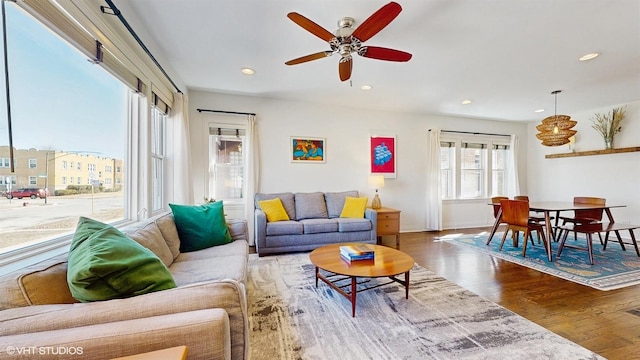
[285, 1, 412, 82]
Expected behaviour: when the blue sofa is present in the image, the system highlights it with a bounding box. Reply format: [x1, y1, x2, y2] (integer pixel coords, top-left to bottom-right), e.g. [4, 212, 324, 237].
[254, 191, 377, 256]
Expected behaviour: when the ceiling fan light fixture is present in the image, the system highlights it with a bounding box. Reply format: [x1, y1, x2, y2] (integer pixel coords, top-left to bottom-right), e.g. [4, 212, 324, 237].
[241, 67, 255, 75]
[285, 2, 411, 82]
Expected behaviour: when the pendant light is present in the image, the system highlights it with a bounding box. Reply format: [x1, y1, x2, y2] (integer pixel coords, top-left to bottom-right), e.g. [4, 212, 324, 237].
[535, 90, 577, 146]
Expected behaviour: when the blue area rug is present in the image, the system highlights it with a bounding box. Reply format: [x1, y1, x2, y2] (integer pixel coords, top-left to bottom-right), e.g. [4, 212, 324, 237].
[441, 231, 640, 291]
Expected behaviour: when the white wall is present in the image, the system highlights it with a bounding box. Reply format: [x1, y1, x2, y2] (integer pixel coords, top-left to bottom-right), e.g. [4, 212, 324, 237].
[526, 100, 640, 224]
[188, 91, 529, 232]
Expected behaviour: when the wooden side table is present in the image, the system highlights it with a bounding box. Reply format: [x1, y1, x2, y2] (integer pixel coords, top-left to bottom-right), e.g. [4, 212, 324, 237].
[373, 207, 401, 247]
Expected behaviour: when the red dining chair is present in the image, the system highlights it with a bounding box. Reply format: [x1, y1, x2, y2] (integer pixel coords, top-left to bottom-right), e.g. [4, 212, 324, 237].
[557, 197, 605, 244]
[514, 195, 555, 242]
[499, 199, 548, 258]
[486, 196, 509, 245]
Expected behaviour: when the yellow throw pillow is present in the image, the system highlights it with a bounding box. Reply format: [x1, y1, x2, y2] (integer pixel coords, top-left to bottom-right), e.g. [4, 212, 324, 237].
[258, 198, 290, 222]
[340, 197, 369, 218]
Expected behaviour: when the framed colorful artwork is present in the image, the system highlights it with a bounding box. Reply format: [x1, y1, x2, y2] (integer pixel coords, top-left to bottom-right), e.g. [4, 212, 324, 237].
[370, 135, 396, 178]
[291, 136, 326, 163]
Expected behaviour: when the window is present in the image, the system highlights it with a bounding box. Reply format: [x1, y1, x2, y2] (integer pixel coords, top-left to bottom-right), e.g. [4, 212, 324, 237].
[0, 0, 180, 270]
[440, 136, 511, 199]
[492, 145, 509, 196]
[460, 143, 487, 198]
[0, 4, 128, 254]
[208, 127, 245, 202]
[151, 107, 166, 212]
[105, 165, 112, 173]
[439, 142, 455, 199]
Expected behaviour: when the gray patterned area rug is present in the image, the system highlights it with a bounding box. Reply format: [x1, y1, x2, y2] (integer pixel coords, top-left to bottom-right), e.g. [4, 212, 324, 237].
[247, 253, 604, 360]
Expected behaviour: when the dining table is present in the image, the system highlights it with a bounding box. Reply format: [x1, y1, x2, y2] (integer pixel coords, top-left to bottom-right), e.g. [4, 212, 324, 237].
[487, 201, 626, 262]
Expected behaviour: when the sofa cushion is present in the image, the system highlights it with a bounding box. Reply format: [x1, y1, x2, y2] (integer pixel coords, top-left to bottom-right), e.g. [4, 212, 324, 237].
[169, 201, 232, 252]
[301, 219, 338, 234]
[325, 190, 359, 218]
[294, 192, 328, 220]
[337, 218, 373, 232]
[340, 196, 369, 218]
[258, 198, 290, 222]
[154, 213, 181, 260]
[67, 217, 177, 302]
[265, 221, 303, 236]
[128, 222, 175, 267]
[255, 192, 296, 220]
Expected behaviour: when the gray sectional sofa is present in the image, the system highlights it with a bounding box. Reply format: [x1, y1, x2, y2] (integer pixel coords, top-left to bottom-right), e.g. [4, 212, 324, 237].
[254, 191, 377, 256]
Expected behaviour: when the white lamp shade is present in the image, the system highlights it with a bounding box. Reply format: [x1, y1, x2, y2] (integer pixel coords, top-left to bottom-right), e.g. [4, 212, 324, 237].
[368, 175, 385, 190]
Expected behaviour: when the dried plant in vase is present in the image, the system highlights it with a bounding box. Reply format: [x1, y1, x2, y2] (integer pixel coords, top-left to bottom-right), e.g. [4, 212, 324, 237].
[590, 106, 627, 149]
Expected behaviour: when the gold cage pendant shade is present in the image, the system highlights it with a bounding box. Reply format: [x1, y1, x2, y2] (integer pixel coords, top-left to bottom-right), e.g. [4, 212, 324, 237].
[536, 90, 577, 147]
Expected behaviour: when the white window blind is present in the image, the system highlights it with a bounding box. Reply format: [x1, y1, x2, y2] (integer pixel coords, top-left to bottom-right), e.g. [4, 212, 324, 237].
[16, 0, 146, 93]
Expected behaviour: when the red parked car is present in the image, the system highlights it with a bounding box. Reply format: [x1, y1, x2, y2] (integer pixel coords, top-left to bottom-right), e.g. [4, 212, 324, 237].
[5, 188, 49, 200]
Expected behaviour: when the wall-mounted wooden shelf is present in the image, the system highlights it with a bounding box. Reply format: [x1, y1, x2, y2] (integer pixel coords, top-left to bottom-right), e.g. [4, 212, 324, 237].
[545, 146, 640, 159]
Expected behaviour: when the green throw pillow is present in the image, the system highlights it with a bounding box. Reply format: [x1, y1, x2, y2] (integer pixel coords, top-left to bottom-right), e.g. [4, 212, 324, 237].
[67, 217, 176, 303]
[169, 201, 232, 252]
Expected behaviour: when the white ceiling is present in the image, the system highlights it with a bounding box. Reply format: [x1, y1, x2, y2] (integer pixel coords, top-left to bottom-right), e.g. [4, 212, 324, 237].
[121, 0, 640, 122]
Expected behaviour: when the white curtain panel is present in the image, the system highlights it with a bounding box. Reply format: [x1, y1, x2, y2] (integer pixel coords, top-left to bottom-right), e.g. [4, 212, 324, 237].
[506, 134, 521, 198]
[169, 93, 194, 205]
[245, 114, 260, 246]
[425, 129, 443, 231]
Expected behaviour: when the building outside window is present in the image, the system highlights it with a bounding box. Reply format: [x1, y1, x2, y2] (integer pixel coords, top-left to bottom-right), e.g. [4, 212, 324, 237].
[28, 176, 36, 185]
[28, 159, 36, 168]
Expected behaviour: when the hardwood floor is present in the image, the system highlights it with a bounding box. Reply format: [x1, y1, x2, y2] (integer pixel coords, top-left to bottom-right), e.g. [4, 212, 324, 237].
[382, 228, 640, 360]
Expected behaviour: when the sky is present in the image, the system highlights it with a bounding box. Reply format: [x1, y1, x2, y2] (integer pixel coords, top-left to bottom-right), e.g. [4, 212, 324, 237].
[0, 3, 126, 159]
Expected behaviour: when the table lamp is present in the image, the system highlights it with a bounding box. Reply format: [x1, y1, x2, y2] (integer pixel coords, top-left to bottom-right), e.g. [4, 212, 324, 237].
[368, 175, 385, 209]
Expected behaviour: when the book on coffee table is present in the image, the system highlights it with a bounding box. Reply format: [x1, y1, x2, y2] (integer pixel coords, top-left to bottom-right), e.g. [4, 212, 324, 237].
[340, 245, 375, 261]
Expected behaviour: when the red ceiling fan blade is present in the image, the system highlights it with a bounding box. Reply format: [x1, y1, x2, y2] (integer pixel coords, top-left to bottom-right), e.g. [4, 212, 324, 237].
[359, 46, 412, 62]
[351, 2, 402, 42]
[339, 57, 353, 81]
[285, 51, 333, 65]
[287, 12, 336, 42]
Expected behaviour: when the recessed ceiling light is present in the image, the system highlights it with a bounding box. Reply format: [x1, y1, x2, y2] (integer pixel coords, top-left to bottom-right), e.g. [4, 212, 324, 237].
[461, 100, 472, 105]
[579, 52, 599, 61]
[241, 67, 255, 75]
[534, 109, 545, 113]
[361, 85, 372, 90]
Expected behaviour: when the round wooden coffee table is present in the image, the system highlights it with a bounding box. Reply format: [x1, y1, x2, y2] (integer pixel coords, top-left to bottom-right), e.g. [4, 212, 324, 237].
[309, 243, 414, 317]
